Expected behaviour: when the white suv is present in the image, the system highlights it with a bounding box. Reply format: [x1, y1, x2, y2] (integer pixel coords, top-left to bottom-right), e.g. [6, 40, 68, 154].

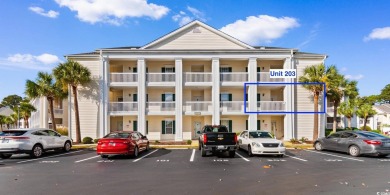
[0, 128, 72, 158]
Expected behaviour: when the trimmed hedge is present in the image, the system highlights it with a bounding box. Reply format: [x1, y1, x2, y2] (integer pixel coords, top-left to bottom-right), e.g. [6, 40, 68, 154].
[82, 137, 93, 144]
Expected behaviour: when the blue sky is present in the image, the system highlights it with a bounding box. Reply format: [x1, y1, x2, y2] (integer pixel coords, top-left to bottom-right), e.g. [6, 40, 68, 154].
[0, 0, 389, 100]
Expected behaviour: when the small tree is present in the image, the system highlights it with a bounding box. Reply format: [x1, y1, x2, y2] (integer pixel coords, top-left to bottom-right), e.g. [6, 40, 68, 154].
[338, 99, 356, 129]
[356, 104, 377, 130]
[19, 101, 37, 128]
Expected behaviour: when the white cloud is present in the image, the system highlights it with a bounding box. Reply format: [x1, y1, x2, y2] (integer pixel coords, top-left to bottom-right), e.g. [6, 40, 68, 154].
[0, 53, 61, 70]
[55, 0, 169, 25]
[172, 6, 206, 26]
[364, 27, 390, 41]
[220, 15, 299, 45]
[345, 74, 364, 80]
[29, 6, 59, 18]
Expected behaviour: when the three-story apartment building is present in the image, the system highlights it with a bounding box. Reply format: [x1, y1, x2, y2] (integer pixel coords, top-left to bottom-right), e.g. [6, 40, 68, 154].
[58, 21, 327, 141]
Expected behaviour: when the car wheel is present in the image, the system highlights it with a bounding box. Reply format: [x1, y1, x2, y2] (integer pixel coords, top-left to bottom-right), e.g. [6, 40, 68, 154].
[101, 155, 108, 158]
[248, 145, 254, 157]
[0, 154, 12, 159]
[279, 154, 284, 158]
[30, 144, 43, 158]
[63, 141, 71, 152]
[133, 146, 139, 158]
[314, 142, 323, 151]
[198, 141, 201, 150]
[201, 145, 207, 157]
[349, 145, 361, 157]
[229, 151, 235, 158]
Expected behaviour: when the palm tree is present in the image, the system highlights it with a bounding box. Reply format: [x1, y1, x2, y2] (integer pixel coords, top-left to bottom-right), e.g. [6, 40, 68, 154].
[0, 115, 6, 130]
[19, 101, 37, 128]
[338, 99, 356, 129]
[53, 60, 91, 143]
[356, 104, 377, 130]
[4, 116, 14, 129]
[25, 72, 67, 131]
[298, 63, 329, 140]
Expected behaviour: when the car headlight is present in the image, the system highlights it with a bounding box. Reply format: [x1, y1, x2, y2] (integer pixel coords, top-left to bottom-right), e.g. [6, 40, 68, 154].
[252, 142, 261, 147]
[279, 142, 284, 147]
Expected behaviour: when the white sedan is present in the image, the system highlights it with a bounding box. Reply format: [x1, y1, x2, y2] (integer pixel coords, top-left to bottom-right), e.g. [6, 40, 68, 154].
[238, 130, 285, 157]
[0, 128, 72, 159]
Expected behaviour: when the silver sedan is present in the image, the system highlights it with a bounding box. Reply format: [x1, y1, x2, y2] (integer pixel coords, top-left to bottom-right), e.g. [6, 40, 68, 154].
[314, 130, 390, 157]
[0, 128, 72, 159]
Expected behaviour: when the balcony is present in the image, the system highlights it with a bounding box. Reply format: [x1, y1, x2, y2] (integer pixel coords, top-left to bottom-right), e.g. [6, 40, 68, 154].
[109, 102, 138, 115]
[147, 73, 175, 86]
[257, 72, 285, 82]
[110, 73, 138, 87]
[257, 101, 286, 112]
[220, 72, 248, 86]
[147, 102, 175, 115]
[220, 101, 248, 114]
[183, 101, 213, 115]
[183, 73, 212, 86]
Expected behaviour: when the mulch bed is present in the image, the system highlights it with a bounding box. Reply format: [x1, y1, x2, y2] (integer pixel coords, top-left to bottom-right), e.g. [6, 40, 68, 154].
[151, 141, 190, 145]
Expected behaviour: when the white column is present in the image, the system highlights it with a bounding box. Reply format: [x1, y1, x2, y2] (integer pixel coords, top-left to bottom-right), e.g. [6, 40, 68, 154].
[175, 58, 183, 141]
[42, 98, 48, 128]
[283, 57, 293, 140]
[103, 58, 110, 136]
[99, 57, 105, 138]
[248, 57, 257, 130]
[212, 58, 220, 125]
[137, 58, 146, 135]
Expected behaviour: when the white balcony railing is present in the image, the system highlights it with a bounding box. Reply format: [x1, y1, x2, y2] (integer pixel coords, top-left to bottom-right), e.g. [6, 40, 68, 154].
[147, 73, 175, 82]
[257, 101, 285, 111]
[220, 72, 248, 82]
[220, 101, 248, 112]
[110, 73, 137, 82]
[109, 102, 138, 112]
[54, 109, 63, 115]
[183, 73, 212, 82]
[183, 101, 213, 112]
[257, 72, 285, 82]
[147, 102, 175, 112]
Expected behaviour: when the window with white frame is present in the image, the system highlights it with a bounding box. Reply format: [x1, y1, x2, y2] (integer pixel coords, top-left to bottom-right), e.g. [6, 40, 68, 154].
[162, 120, 175, 134]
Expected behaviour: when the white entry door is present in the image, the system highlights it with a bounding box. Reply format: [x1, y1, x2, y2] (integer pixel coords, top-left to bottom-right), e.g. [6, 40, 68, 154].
[194, 122, 201, 139]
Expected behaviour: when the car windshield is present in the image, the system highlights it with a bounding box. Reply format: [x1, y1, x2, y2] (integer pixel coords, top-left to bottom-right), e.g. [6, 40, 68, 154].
[356, 132, 388, 139]
[249, 131, 273, 138]
[0, 131, 27, 136]
[104, 133, 130, 138]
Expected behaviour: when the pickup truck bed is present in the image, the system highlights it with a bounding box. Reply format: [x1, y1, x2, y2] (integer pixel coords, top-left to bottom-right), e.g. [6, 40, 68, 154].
[198, 125, 238, 157]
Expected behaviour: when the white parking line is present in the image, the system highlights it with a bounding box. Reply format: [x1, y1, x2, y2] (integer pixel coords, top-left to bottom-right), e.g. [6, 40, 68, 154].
[133, 149, 159, 162]
[17, 150, 83, 164]
[285, 154, 308, 162]
[75, 155, 100, 163]
[190, 149, 195, 162]
[304, 150, 364, 162]
[236, 153, 250, 162]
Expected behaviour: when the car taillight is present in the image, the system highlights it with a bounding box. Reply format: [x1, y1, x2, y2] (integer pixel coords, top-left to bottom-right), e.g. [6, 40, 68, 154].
[363, 140, 382, 145]
[234, 134, 238, 143]
[203, 134, 207, 143]
[123, 141, 129, 144]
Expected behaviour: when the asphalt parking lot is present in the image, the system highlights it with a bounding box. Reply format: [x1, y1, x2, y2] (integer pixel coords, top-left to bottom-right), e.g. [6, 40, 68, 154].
[0, 148, 389, 195]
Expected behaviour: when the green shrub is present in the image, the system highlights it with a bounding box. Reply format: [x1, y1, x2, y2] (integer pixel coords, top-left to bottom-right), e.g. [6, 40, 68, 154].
[93, 139, 99, 144]
[290, 138, 300, 144]
[154, 140, 160, 144]
[299, 137, 308, 143]
[359, 126, 372, 131]
[82, 137, 93, 144]
[186, 140, 192, 145]
[56, 127, 68, 136]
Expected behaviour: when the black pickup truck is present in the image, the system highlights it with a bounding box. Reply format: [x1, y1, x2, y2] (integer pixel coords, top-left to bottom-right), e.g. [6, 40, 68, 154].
[197, 125, 238, 157]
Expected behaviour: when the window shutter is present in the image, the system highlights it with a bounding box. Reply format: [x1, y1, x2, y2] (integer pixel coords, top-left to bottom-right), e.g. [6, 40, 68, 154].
[133, 121, 138, 131]
[228, 120, 232, 133]
[173, 67, 175, 72]
[219, 120, 221, 125]
[162, 67, 165, 73]
[173, 94, 175, 101]
[173, 120, 176, 134]
[228, 94, 232, 101]
[257, 120, 261, 130]
[245, 94, 248, 101]
[146, 94, 149, 102]
[146, 120, 148, 135]
[146, 68, 148, 73]
[257, 94, 261, 101]
[245, 67, 248, 72]
[162, 94, 165, 101]
[133, 94, 138, 102]
[133, 67, 137, 73]
[246, 120, 248, 130]
[219, 94, 221, 101]
[257, 67, 261, 72]
[228, 67, 232, 72]
[162, 121, 166, 134]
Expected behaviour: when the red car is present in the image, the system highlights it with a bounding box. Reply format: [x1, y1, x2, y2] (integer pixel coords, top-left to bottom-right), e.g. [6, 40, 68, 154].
[97, 131, 150, 158]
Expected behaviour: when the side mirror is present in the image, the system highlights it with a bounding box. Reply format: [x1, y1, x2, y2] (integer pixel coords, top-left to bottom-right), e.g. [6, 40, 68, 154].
[196, 131, 201, 134]
[142, 136, 147, 139]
